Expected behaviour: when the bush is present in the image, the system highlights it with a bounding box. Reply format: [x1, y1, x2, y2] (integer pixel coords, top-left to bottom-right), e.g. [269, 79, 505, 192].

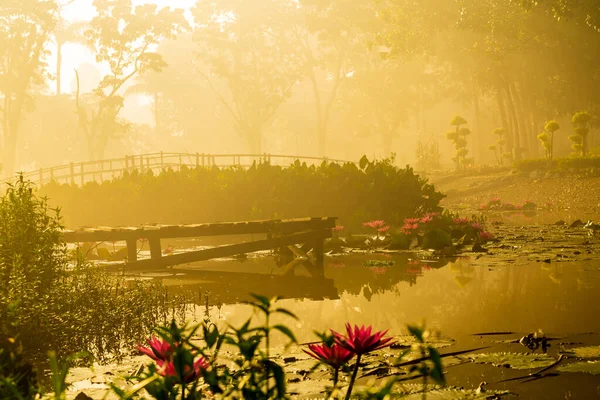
[514, 155, 600, 173]
[0, 177, 171, 365]
[39, 156, 445, 229]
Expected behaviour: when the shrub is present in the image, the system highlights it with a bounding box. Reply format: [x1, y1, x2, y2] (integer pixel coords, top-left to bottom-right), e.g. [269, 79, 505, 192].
[39, 156, 445, 230]
[0, 177, 171, 365]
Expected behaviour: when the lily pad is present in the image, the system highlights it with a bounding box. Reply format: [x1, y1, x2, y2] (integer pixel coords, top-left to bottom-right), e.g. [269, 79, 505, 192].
[464, 352, 556, 370]
[363, 260, 395, 267]
[397, 386, 513, 399]
[562, 345, 600, 358]
[557, 361, 600, 375]
[391, 335, 455, 350]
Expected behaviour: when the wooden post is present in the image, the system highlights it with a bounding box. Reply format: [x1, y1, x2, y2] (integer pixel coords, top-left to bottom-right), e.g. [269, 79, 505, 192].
[202, 153, 205, 167]
[196, 152, 200, 167]
[160, 151, 164, 168]
[38, 168, 42, 186]
[140, 155, 144, 173]
[313, 238, 324, 271]
[147, 157, 150, 173]
[80, 162, 84, 186]
[50, 168, 54, 182]
[100, 161, 104, 183]
[179, 154, 182, 170]
[131, 156, 135, 172]
[232, 155, 236, 165]
[238, 155, 241, 165]
[126, 238, 137, 262]
[148, 237, 162, 260]
[125, 156, 129, 172]
[70, 162, 75, 185]
[212, 155, 216, 166]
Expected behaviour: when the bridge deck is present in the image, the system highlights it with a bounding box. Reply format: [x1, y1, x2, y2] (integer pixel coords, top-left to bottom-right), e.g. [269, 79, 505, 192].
[63, 217, 336, 273]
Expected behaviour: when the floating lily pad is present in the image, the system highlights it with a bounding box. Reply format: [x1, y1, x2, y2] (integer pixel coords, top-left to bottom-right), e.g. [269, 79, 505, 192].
[397, 386, 513, 399]
[562, 346, 600, 358]
[363, 260, 395, 267]
[391, 335, 455, 350]
[464, 352, 556, 369]
[557, 361, 600, 375]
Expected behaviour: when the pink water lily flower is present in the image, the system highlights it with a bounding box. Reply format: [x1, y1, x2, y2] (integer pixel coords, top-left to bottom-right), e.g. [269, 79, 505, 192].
[157, 357, 209, 383]
[332, 225, 345, 232]
[332, 324, 396, 356]
[478, 231, 494, 241]
[363, 220, 386, 229]
[303, 343, 355, 368]
[136, 337, 174, 361]
[452, 217, 470, 226]
[377, 225, 390, 233]
[404, 218, 421, 225]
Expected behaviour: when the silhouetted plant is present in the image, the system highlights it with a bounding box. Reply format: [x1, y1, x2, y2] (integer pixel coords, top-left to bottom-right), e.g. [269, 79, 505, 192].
[571, 111, 592, 156]
[446, 116, 472, 170]
[537, 120, 560, 160]
[0, 176, 172, 365]
[489, 127, 510, 165]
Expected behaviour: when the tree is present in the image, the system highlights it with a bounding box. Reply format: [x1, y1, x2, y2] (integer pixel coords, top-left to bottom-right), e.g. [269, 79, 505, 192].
[76, 0, 187, 160]
[193, 0, 303, 154]
[54, 18, 89, 96]
[296, 0, 376, 157]
[0, 0, 59, 176]
[446, 116, 472, 170]
[570, 111, 592, 156]
[537, 120, 559, 160]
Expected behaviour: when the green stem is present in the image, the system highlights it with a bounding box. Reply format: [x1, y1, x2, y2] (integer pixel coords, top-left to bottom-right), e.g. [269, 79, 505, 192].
[333, 367, 339, 386]
[344, 354, 361, 400]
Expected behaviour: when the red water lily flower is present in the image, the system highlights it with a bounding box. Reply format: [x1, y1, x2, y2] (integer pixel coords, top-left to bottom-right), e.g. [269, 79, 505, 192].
[363, 220, 386, 229]
[332, 324, 396, 356]
[157, 357, 209, 383]
[136, 337, 174, 361]
[303, 343, 355, 368]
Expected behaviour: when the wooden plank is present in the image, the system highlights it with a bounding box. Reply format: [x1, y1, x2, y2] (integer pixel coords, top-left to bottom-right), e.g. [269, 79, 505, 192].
[149, 237, 162, 259]
[61, 217, 336, 243]
[126, 229, 331, 270]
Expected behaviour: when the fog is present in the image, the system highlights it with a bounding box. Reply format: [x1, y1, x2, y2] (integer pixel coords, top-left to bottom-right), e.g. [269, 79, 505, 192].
[1, 0, 599, 176]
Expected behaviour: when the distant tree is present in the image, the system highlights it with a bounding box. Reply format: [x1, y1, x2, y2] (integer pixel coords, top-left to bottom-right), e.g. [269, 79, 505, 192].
[537, 120, 559, 160]
[193, 0, 303, 154]
[77, 0, 187, 160]
[446, 116, 472, 170]
[0, 0, 59, 176]
[296, 0, 376, 157]
[489, 127, 510, 165]
[53, 18, 89, 96]
[570, 111, 592, 156]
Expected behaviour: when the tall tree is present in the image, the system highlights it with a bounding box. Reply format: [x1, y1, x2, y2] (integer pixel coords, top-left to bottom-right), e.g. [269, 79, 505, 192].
[193, 0, 303, 154]
[77, 0, 187, 160]
[54, 18, 89, 96]
[296, 0, 376, 156]
[0, 0, 59, 176]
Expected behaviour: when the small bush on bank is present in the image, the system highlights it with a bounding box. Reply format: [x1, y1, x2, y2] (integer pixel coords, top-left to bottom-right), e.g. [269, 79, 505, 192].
[514, 155, 600, 174]
[0, 177, 171, 365]
[39, 156, 445, 230]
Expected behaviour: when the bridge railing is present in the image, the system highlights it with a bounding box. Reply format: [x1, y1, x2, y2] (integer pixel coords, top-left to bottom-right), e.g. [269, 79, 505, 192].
[3, 152, 357, 187]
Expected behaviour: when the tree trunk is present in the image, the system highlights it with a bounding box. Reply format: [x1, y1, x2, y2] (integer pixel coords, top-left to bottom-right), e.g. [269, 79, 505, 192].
[495, 88, 513, 153]
[472, 77, 482, 164]
[505, 84, 522, 160]
[56, 43, 63, 96]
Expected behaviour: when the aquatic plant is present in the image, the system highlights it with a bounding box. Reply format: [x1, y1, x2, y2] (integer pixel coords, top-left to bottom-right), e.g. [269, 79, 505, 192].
[332, 324, 396, 400]
[571, 111, 592, 156]
[303, 342, 354, 385]
[0, 176, 172, 365]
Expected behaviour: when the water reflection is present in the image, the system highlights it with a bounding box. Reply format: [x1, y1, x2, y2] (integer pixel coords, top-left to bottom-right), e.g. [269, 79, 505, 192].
[144, 254, 600, 346]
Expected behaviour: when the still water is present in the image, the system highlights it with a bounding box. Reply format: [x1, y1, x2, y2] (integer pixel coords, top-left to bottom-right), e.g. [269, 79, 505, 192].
[139, 253, 600, 344]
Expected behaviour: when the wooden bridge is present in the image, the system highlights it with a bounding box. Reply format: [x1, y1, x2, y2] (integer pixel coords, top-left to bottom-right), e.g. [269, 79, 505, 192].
[63, 217, 336, 276]
[5, 152, 357, 187]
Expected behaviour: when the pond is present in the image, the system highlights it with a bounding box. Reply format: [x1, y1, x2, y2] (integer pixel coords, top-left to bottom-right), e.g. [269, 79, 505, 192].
[120, 252, 600, 399]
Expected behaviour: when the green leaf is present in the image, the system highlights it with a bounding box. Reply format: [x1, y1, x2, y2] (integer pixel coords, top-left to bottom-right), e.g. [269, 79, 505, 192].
[557, 361, 600, 375]
[250, 293, 271, 307]
[274, 307, 298, 320]
[562, 345, 600, 358]
[272, 324, 297, 344]
[465, 352, 555, 370]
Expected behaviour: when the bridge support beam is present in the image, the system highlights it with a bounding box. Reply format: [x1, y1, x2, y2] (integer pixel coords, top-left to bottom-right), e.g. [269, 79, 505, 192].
[126, 238, 137, 262]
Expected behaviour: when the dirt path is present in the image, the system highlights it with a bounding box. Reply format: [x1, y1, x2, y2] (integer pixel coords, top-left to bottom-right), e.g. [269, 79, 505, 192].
[429, 171, 600, 220]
